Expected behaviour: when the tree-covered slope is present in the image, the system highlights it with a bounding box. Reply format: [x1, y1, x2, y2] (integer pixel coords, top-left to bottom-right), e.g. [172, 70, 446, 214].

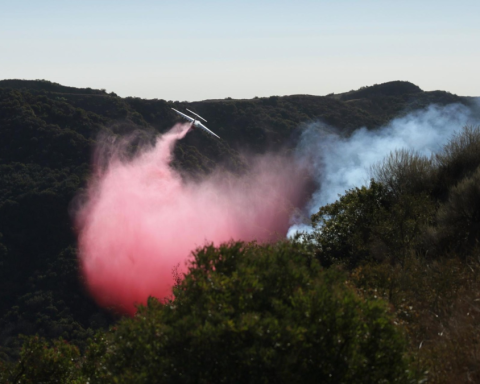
[0, 79, 471, 362]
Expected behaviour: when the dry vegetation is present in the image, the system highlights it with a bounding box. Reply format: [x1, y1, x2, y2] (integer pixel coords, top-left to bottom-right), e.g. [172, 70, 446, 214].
[351, 126, 480, 383]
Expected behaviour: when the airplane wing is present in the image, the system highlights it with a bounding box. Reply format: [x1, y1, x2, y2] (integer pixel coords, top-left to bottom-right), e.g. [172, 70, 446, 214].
[195, 121, 221, 139]
[171, 108, 195, 123]
[172, 108, 220, 139]
[186, 108, 207, 122]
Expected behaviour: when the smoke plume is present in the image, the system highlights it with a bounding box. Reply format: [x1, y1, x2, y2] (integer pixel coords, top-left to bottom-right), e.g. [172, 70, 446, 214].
[76, 123, 310, 315]
[288, 102, 480, 236]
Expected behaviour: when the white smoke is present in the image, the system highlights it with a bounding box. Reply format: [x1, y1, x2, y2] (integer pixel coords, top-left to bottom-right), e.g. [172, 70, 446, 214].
[288, 101, 480, 237]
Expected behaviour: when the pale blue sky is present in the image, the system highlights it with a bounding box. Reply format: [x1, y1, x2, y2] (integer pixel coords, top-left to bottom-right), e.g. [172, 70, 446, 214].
[1, 0, 478, 100]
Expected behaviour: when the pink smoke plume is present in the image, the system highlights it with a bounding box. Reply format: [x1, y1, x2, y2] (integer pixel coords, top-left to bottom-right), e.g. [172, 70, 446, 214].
[76, 123, 310, 315]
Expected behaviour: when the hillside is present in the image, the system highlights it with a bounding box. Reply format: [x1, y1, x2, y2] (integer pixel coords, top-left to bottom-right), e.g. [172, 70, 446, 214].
[0, 79, 474, 365]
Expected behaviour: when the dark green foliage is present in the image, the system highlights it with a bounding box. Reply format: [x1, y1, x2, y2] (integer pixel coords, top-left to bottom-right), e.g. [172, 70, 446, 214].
[412, 126, 480, 255]
[0, 79, 107, 95]
[81, 241, 415, 383]
[435, 126, 480, 197]
[0, 336, 81, 384]
[308, 181, 434, 266]
[439, 166, 480, 236]
[427, 167, 480, 253]
[309, 181, 391, 266]
[339, 81, 422, 101]
[0, 246, 109, 362]
[330, 82, 462, 124]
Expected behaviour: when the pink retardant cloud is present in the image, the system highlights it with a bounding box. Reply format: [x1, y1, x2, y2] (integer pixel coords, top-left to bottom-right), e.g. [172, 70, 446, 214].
[76, 123, 311, 315]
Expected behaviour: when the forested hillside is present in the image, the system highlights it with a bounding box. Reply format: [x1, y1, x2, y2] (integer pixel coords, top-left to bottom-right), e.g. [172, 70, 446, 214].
[0, 79, 478, 382]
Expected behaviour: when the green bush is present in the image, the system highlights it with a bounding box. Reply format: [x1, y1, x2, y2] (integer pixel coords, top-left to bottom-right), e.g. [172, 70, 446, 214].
[371, 149, 435, 197]
[308, 181, 390, 266]
[435, 126, 480, 196]
[1, 336, 81, 384]
[308, 181, 434, 265]
[425, 166, 480, 254]
[91, 241, 416, 383]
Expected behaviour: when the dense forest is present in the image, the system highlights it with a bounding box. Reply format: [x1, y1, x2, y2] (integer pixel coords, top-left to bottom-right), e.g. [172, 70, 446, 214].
[1, 79, 479, 382]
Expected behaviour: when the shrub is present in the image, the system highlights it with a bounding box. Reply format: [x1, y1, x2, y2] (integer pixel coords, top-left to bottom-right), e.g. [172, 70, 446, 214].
[1, 336, 81, 384]
[309, 180, 434, 266]
[435, 126, 480, 196]
[308, 181, 390, 266]
[93, 241, 416, 383]
[371, 149, 436, 197]
[425, 166, 480, 254]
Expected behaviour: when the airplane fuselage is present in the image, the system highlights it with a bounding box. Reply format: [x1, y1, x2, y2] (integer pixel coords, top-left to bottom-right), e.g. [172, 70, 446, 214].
[171, 108, 220, 139]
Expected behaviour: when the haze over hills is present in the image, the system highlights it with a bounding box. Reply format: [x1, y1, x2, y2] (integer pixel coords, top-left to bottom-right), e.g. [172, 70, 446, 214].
[0, 79, 479, 380]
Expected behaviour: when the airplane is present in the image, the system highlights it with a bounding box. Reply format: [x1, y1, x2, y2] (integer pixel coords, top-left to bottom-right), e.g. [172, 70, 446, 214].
[171, 108, 220, 139]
